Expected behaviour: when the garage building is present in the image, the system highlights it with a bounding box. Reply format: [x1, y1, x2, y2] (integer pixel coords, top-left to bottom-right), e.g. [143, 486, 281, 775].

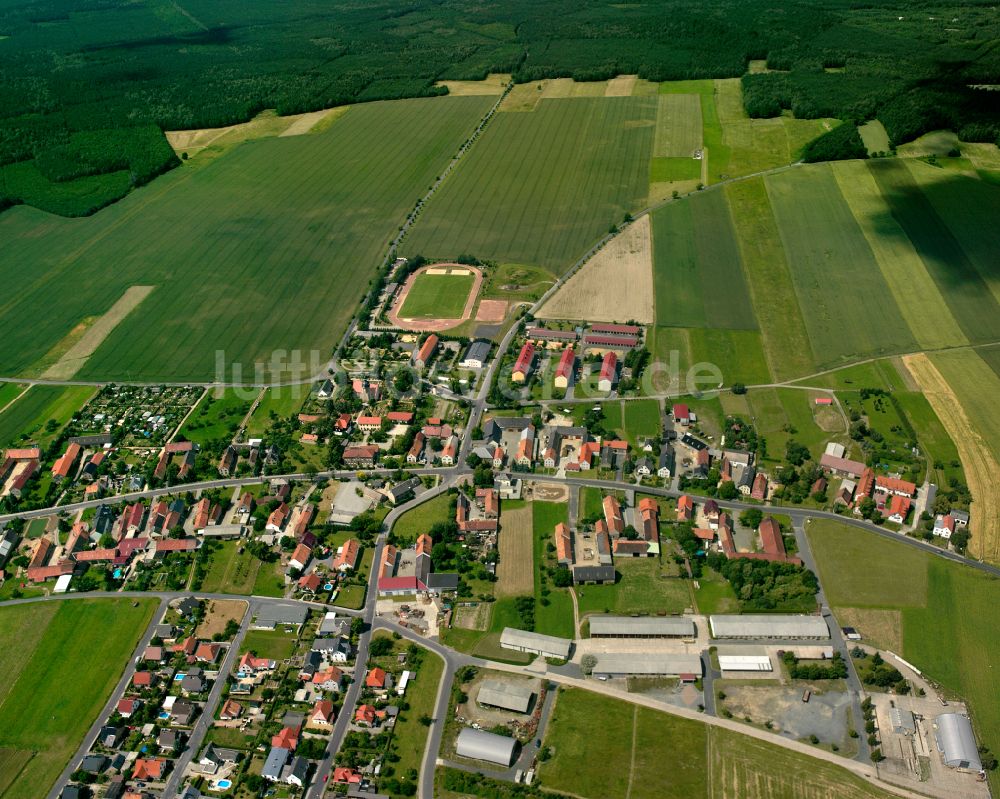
[709, 614, 829, 640]
[477, 679, 536, 714]
[500, 628, 572, 659]
[592, 653, 702, 679]
[934, 714, 982, 772]
[456, 727, 518, 766]
[589, 615, 695, 639]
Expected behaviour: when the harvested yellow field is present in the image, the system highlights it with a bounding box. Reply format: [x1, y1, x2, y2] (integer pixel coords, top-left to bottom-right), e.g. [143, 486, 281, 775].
[436, 73, 510, 96]
[605, 75, 637, 96]
[496, 505, 534, 597]
[832, 161, 967, 351]
[537, 215, 654, 324]
[280, 107, 343, 136]
[41, 286, 154, 379]
[166, 106, 349, 156]
[831, 608, 903, 653]
[903, 352, 1000, 563]
[541, 78, 608, 98]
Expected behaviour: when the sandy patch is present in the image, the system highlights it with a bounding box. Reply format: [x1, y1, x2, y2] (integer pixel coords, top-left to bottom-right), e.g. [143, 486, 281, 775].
[435, 74, 510, 96]
[475, 299, 508, 322]
[196, 599, 248, 639]
[166, 107, 350, 157]
[531, 483, 569, 502]
[41, 286, 155, 379]
[832, 607, 903, 653]
[605, 75, 638, 96]
[280, 108, 339, 137]
[537, 215, 655, 324]
[496, 505, 534, 597]
[902, 353, 1000, 563]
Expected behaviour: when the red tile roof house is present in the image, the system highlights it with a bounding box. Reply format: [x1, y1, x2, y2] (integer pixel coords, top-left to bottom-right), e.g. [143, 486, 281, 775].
[154, 538, 197, 558]
[238, 652, 275, 674]
[343, 445, 378, 468]
[387, 411, 414, 424]
[332, 767, 363, 784]
[299, 572, 323, 593]
[133, 671, 156, 689]
[676, 495, 694, 521]
[307, 700, 336, 730]
[266, 502, 290, 533]
[51, 442, 82, 482]
[750, 472, 768, 501]
[291, 503, 314, 539]
[117, 698, 140, 718]
[511, 342, 535, 383]
[603, 495, 624, 535]
[413, 333, 439, 368]
[598, 351, 618, 392]
[672, 403, 690, 426]
[885, 495, 911, 524]
[312, 666, 344, 691]
[220, 699, 243, 720]
[554, 523, 572, 566]
[365, 666, 388, 689]
[333, 538, 361, 571]
[271, 725, 300, 750]
[554, 347, 575, 389]
[876, 475, 917, 497]
[195, 642, 222, 663]
[354, 704, 386, 727]
[289, 543, 312, 572]
[132, 757, 167, 781]
[356, 415, 383, 432]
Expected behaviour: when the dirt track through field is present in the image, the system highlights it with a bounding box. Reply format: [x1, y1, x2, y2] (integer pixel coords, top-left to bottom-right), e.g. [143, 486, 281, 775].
[496, 505, 534, 596]
[537, 215, 655, 323]
[902, 353, 1000, 563]
[41, 286, 154, 379]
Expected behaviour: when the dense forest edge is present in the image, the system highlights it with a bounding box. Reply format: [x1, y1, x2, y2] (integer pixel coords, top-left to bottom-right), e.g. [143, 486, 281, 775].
[2, 0, 1000, 216]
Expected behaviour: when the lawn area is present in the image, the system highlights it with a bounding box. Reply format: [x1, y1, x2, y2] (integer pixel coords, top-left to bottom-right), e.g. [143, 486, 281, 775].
[177, 388, 252, 447]
[251, 559, 286, 598]
[399, 271, 475, 319]
[403, 96, 655, 272]
[240, 629, 298, 660]
[0, 598, 156, 799]
[693, 567, 739, 615]
[576, 557, 692, 621]
[246, 387, 305, 436]
[541, 687, 891, 799]
[0, 95, 493, 382]
[0, 383, 25, 411]
[0, 384, 95, 449]
[579, 486, 604, 521]
[532, 500, 575, 639]
[807, 518, 1000, 777]
[801, 359, 907, 392]
[392, 492, 453, 540]
[623, 399, 661, 442]
[199, 540, 261, 594]
[745, 387, 839, 466]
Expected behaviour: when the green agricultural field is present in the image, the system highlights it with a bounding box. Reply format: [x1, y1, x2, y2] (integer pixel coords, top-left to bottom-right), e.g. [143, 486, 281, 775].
[651, 188, 757, 331]
[726, 178, 816, 380]
[746, 387, 841, 465]
[178, 388, 252, 448]
[533, 501, 575, 638]
[392, 492, 453, 539]
[801, 359, 908, 392]
[650, 157, 702, 182]
[807, 519, 1000, 773]
[0, 598, 156, 799]
[764, 165, 917, 367]
[0, 384, 94, 449]
[399, 271, 475, 318]
[858, 120, 891, 155]
[931, 350, 1000, 458]
[0, 383, 25, 412]
[541, 687, 894, 799]
[688, 327, 771, 386]
[403, 96, 655, 272]
[0, 96, 493, 382]
[577, 558, 691, 620]
[653, 94, 703, 157]
[246, 387, 305, 436]
[199, 540, 261, 594]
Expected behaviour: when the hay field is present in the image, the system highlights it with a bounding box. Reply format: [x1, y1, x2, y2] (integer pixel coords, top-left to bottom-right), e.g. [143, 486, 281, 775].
[495, 504, 534, 597]
[436, 73, 510, 96]
[0, 95, 493, 382]
[654, 94, 702, 157]
[403, 96, 656, 272]
[0, 599, 156, 799]
[905, 352, 1000, 563]
[537, 215, 654, 323]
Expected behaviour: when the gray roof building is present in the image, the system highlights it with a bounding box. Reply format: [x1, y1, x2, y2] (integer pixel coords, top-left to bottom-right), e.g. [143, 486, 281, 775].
[460, 340, 492, 368]
[476, 679, 536, 714]
[889, 707, 916, 736]
[80, 754, 108, 773]
[500, 627, 573, 659]
[262, 746, 291, 781]
[282, 755, 309, 786]
[572, 563, 615, 584]
[318, 612, 350, 636]
[709, 614, 830, 640]
[592, 653, 703, 678]
[935, 714, 982, 772]
[252, 604, 309, 630]
[456, 727, 518, 766]
[589, 615, 695, 638]
[426, 572, 459, 592]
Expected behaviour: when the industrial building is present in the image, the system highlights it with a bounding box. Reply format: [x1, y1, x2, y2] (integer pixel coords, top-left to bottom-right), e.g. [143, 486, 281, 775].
[588, 615, 695, 639]
[456, 727, 519, 766]
[934, 714, 982, 772]
[252, 604, 309, 631]
[500, 627, 573, 660]
[718, 649, 773, 674]
[890, 706, 916, 736]
[591, 653, 702, 679]
[709, 614, 830, 640]
[476, 679, 536, 714]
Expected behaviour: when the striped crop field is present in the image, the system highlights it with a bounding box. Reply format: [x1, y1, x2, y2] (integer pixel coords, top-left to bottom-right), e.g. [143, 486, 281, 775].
[402, 96, 656, 272]
[0, 95, 493, 382]
[642, 158, 1000, 383]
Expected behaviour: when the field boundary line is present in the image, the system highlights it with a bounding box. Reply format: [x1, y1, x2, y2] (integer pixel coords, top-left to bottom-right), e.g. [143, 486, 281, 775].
[0, 384, 30, 415]
[624, 705, 639, 799]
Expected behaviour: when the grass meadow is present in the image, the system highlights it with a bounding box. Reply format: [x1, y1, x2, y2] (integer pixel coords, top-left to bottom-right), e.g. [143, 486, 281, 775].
[391, 492, 453, 541]
[403, 96, 656, 272]
[246, 387, 305, 436]
[807, 519, 1000, 775]
[0, 384, 95, 448]
[0, 598, 156, 799]
[178, 388, 252, 447]
[399, 272, 474, 318]
[542, 687, 894, 799]
[200, 540, 261, 594]
[576, 557, 691, 620]
[532, 500, 575, 638]
[0, 96, 493, 381]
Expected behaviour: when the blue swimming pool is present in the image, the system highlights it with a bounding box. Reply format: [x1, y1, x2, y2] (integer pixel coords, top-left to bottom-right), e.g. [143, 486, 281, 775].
[173, 672, 186, 681]
[216, 779, 232, 790]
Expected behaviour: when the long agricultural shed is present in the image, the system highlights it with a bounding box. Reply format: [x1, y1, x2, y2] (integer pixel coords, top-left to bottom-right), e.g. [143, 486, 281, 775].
[709, 614, 830, 640]
[500, 627, 573, 659]
[592, 653, 703, 678]
[588, 615, 695, 638]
